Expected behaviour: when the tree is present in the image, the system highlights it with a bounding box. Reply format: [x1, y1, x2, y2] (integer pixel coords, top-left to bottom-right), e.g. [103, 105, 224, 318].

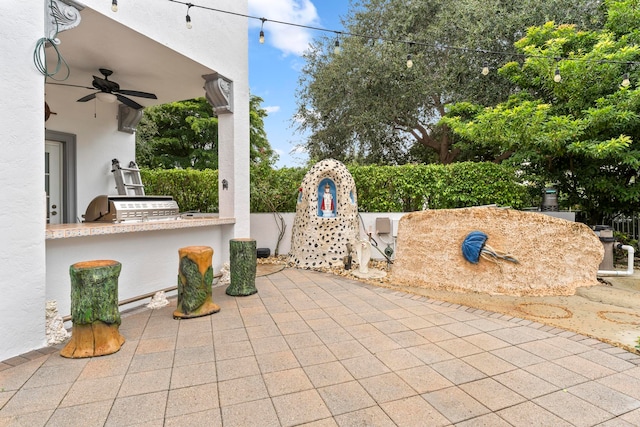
[443, 0, 640, 224]
[295, 0, 604, 165]
[136, 95, 275, 169]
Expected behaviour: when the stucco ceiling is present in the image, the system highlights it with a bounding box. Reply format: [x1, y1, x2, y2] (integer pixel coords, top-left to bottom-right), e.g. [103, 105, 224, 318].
[46, 6, 215, 108]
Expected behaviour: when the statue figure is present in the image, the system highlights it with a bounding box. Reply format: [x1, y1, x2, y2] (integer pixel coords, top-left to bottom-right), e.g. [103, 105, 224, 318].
[321, 183, 334, 217]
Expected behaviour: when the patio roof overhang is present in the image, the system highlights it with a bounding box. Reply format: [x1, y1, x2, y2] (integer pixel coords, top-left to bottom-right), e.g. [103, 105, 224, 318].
[45, 5, 216, 110]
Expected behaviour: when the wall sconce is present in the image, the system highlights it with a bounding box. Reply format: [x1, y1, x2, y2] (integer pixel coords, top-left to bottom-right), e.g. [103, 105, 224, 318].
[118, 104, 144, 134]
[222, 179, 228, 190]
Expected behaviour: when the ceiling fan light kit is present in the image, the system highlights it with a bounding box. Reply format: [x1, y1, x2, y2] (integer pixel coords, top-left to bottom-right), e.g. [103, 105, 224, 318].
[95, 92, 117, 103]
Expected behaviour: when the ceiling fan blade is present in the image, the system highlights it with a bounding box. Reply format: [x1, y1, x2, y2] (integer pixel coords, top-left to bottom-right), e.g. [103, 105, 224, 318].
[117, 89, 158, 99]
[77, 93, 98, 102]
[116, 94, 144, 110]
[46, 82, 95, 90]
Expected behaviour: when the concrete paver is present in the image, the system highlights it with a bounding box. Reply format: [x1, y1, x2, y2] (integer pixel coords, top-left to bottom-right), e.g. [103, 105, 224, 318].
[1, 268, 639, 426]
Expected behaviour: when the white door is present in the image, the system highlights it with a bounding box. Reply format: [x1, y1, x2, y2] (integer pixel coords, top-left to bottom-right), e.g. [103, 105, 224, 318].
[45, 140, 63, 224]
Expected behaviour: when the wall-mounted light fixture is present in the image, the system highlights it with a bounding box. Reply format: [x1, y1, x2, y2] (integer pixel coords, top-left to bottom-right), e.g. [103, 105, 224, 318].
[118, 104, 144, 133]
[222, 179, 228, 190]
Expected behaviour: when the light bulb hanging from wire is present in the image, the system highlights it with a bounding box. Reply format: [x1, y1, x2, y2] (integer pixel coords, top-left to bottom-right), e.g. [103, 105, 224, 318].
[334, 32, 341, 55]
[259, 18, 266, 44]
[481, 63, 489, 76]
[622, 73, 631, 87]
[553, 67, 561, 83]
[406, 42, 414, 69]
[111, 0, 118, 12]
[186, 3, 193, 29]
[553, 58, 562, 83]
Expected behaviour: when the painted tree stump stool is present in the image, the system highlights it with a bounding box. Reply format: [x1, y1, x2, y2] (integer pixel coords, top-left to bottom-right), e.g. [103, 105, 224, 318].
[60, 260, 125, 358]
[226, 238, 258, 296]
[174, 246, 221, 319]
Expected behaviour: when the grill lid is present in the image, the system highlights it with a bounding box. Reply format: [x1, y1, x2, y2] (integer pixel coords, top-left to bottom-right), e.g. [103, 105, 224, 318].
[84, 195, 179, 223]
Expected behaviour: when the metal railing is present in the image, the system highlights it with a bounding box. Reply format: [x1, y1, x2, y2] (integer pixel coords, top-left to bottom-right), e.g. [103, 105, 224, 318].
[611, 213, 640, 241]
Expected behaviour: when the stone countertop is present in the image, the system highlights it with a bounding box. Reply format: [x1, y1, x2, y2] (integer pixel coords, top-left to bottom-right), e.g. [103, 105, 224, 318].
[46, 216, 235, 240]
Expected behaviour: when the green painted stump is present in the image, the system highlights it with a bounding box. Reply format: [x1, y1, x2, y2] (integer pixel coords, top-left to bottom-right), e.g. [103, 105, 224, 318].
[60, 260, 125, 358]
[174, 246, 221, 319]
[226, 238, 258, 296]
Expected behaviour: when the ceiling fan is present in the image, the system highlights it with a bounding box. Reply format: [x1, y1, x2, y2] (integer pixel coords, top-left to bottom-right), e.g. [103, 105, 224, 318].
[49, 68, 157, 110]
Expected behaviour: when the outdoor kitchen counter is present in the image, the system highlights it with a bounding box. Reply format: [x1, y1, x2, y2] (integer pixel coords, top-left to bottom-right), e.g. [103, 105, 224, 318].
[46, 216, 236, 240]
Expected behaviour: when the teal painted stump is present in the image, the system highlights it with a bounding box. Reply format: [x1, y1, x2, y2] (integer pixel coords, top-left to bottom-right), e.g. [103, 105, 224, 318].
[226, 238, 258, 296]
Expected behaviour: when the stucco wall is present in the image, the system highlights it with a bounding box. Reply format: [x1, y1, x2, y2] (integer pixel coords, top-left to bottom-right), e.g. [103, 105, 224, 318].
[251, 212, 406, 261]
[45, 86, 137, 220]
[46, 225, 231, 319]
[0, 1, 48, 360]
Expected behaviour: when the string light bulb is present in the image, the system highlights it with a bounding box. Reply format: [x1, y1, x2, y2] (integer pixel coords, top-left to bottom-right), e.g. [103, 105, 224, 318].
[111, 0, 118, 12]
[554, 67, 561, 83]
[259, 18, 266, 44]
[406, 42, 414, 69]
[481, 63, 489, 76]
[334, 37, 341, 55]
[622, 73, 631, 87]
[186, 3, 193, 29]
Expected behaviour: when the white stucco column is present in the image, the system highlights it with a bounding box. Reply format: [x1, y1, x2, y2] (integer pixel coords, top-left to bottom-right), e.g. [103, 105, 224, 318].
[0, 1, 47, 360]
[204, 73, 250, 239]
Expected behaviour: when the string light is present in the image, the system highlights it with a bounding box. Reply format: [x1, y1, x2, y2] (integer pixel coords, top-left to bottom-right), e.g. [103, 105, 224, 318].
[111, 0, 118, 12]
[164, 0, 639, 84]
[406, 42, 414, 69]
[554, 67, 561, 83]
[553, 59, 562, 83]
[622, 73, 631, 87]
[186, 3, 193, 29]
[259, 18, 266, 44]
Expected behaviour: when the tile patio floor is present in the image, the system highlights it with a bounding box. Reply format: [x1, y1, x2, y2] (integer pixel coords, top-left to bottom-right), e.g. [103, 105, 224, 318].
[1, 268, 640, 426]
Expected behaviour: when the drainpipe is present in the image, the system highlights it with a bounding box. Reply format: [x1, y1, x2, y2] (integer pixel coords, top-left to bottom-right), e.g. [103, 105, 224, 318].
[597, 244, 635, 277]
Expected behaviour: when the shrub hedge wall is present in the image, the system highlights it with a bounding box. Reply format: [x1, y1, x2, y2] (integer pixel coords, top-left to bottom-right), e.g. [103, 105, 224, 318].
[141, 162, 534, 213]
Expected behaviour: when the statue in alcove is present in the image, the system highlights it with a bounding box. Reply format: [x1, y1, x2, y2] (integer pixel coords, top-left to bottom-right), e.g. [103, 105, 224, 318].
[319, 180, 336, 217]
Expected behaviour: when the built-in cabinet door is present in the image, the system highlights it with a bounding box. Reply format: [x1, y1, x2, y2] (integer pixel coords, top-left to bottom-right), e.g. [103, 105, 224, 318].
[45, 140, 63, 224]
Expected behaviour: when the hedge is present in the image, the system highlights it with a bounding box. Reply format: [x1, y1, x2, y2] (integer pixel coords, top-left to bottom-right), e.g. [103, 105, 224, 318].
[141, 162, 534, 213]
[141, 168, 219, 213]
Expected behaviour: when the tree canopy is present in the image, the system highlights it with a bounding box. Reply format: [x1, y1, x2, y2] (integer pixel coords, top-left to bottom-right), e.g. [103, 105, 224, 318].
[443, 0, 640, 224]
[136, 95, 275, 169]
[294, 0, 604, 165]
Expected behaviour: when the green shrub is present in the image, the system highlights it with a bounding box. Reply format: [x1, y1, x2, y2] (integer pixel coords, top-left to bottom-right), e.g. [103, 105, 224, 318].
[141, 169, 219, 213]
[350, 162, 533, 212]
[141, 162, 533, 213]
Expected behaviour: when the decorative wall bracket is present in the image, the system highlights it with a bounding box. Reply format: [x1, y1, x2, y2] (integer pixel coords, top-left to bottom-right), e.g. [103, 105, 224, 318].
[46, 0, 83, 45]
[203, 73, 233, 114]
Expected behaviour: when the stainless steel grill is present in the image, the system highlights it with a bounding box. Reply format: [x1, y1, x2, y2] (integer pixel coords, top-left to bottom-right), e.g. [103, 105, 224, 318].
[83, 195, 180, 223]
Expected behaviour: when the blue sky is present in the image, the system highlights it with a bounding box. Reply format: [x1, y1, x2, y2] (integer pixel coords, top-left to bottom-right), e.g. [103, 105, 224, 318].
[247, 0, 350, 168]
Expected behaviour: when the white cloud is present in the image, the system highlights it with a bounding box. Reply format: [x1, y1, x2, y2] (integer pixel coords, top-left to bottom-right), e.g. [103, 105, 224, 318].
[289, 144, 308, 155]
[248, 0, 320, 56]
[264, 105, 281, 114]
